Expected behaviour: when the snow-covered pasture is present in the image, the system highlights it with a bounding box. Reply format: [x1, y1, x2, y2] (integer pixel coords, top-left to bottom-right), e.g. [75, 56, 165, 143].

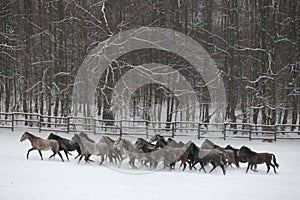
[0, 128, 300, 200]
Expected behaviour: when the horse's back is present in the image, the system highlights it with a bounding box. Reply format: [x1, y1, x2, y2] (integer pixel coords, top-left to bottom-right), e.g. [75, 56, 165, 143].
[97, 142, 109, 154]
[34, 138, 59, 151]
[250, 153, 272, 164]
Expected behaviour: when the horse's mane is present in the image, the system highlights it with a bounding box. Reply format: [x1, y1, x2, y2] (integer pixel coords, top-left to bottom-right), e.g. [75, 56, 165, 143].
[167, 138, 176, 142]
[242, 146, 257, 156]
[24, 132, 40, 139]
[225, 145, 237, 151]
[104, 136, 115, 143]
[155, 134, 165, 141]
[185, 141, 199, 154]
[79, 132, 95, 143]
[48, 133, 62, 139]
[100, 136, 115, 145]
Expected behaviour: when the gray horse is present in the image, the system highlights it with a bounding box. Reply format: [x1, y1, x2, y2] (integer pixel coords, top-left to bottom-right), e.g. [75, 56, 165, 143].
[70, 134, 109, 165]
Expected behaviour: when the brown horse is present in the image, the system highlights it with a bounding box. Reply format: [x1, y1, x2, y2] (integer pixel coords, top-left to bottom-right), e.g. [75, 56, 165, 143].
[20, 132, 64, 162]
[239, 146, 279, 173]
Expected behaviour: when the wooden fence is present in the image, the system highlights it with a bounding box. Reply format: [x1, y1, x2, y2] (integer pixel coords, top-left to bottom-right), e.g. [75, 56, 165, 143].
[0, 112, 300, 141]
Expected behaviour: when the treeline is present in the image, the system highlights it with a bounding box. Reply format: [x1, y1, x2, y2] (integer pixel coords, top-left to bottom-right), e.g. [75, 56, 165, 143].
[0, 0, 299, 127]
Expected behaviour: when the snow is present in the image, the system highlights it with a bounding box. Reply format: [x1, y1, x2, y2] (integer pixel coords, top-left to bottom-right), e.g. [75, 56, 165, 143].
[0, 128, 300, 200]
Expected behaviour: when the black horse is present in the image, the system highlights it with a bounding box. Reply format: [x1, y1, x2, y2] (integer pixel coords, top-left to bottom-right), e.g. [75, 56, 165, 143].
[225, 144, 250, 168]
[47, 133, 81, 161]
[239, 146, 279, 174]
[135, 138, 157, 150]
[185, 141, 226, 175]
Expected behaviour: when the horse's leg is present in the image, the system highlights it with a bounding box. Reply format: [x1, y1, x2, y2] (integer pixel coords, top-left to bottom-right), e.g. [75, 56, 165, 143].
[220, 164, 226, 175]
[251, 164, 259, 172]
[99, 155, 104, 165]
[199, 162, 206, 173]
[266, 163, 271, 173]
[170, 161, 176, 170]
[153, 161, 158, 169]
[85, 154, 94, 162]
[131, 158, 137, 169]
[75, 153, 81, 159]
[38, 150, 43, 160]
[78, 155, 84, 164]
[49, 150, 56, 160]
[143, 160, 149, 168]
[75, 148, 81, 159]
[182, 161, 187, 171]
[85, 155, 90, 163]
[269, 163, 277, 174]
[129, 158, 134, 169]
[26, 148, 34, 159]
[234, 157, 240, 168]
[246, 163, 251, 173]
[192, 161, 198, 170]
[64, 150, 69, 161]
[118, 155, 126, 168]
[75, 154, 81, 159]
[209, 164, 217, 173]
[57, 151, 64, 162]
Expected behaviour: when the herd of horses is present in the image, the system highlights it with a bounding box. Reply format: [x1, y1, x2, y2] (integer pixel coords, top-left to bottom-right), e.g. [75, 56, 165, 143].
[20, 131, 279, 175]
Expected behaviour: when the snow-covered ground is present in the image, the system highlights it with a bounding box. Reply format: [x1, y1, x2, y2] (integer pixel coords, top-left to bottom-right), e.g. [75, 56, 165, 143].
[0, 128, 299, 200]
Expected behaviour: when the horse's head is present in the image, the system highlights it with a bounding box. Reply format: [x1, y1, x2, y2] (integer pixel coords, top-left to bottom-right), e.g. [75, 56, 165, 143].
[185, 141, 198, 154]
[113, 138, 123, 148]
[225, 145, 233, 150]
[114, 138, 135, 151]
[47, 133, 55, 140]
[20, 132, 29, 142]
[150, 134, 163, 143]
[135, 138, 147, 146]
[70, 134, 79, 145]
[167, 138, 173, 142]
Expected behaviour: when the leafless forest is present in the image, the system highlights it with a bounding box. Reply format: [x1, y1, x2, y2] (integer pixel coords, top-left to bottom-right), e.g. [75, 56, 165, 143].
[0, 0, 299, 128]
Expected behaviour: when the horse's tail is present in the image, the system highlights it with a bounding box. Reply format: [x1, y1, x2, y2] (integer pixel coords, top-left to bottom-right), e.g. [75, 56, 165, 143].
[220, 152, 226, 166]
[272, 154, 279, 168]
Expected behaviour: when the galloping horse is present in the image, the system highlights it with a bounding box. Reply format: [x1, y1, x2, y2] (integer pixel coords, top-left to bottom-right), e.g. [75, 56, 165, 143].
[47, 133, 81, 161]
[20, 132, 64, 162]
[239, 146, 279, 173]
[70, 134, 109, 165]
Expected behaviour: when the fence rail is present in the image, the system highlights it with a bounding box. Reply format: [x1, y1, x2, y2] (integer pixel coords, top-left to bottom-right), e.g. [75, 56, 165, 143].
[0, 112, 300, 141]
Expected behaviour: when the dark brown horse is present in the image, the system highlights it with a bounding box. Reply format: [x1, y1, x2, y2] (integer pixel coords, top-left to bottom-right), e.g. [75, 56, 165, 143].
[185, 141, 226, 175]
[239, 146, 279, 173]
[20, 132, 64, 162]
[47, 133, 81, 161]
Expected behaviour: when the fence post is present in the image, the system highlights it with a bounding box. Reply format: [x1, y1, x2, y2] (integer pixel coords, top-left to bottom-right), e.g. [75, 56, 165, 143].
[274, 124, 277, 141]
[197, 123, 201, 139]
[11, 113, 14, 132]
[223, 123, 226, 140]
[146, 120, 149, 139]
[171, 122, 175, 138]
[67, 117, 70, 134]
[93, 118, 97, 135]
[39, 114, 42, 133]
[119, 120, 123, 138]
[249, 124, 252, 141]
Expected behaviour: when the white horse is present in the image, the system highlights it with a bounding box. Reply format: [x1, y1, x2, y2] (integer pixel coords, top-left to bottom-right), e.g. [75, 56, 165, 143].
[70, 134, 109, 165]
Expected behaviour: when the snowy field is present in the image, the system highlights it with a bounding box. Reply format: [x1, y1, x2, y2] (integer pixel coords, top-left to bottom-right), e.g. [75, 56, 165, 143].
[0, 128, 300, 200]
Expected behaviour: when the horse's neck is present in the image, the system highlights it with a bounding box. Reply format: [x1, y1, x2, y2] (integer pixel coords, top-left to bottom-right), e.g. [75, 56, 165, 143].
[161, 138, 167, 145]
[81, 136, 95, 145]
[249, 150, 257, 156]
[26, 134, 40, 146]
[124, 141, 135, 151]
[76, 137, 89, 150]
